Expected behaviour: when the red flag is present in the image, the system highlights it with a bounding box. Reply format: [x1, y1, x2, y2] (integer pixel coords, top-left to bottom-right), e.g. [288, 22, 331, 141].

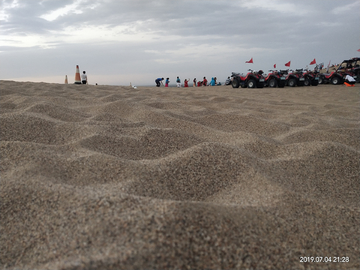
[358, 49, 360, 52]
[274, 64, 276, 68]
[285, 61, 291, 67]
[309, 58, 316, 65]
[246, 58, 253, 63]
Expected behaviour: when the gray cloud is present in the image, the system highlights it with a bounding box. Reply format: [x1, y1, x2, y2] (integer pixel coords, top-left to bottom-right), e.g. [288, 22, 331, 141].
[1, 0, 359, 85]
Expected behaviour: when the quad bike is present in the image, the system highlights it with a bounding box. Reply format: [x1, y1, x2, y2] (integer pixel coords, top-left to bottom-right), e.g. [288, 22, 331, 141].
[264, 69, 287, 88]
[318, 71, 343, 85]
[286, 69, 305, 87]
[303, 69, 319, 86]
[231, 69, 265, 88]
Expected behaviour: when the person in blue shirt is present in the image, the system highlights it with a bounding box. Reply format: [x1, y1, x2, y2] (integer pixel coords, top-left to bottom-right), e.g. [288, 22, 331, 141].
[155, 77, 164, 87]
[176, 76, 181, 87]
[210, 77, 216, 86]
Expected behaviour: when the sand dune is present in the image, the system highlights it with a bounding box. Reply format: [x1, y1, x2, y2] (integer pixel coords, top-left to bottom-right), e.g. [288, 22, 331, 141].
[1, 80, 359, 269]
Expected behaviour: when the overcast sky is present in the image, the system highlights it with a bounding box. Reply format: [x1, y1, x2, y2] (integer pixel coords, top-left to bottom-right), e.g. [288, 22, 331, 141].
[1, 0, 359, 85]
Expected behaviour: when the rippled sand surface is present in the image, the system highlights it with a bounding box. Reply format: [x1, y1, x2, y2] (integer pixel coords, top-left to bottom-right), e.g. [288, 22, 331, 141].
[1, 80, 359, 269]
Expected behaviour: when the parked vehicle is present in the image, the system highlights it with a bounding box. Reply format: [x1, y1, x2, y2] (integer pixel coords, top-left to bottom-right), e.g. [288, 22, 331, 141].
[303, 68, 319, 86]
[318, 58, 360, 85]
[264, 69, 287, 88]
[337, 57, 360, 83]
[286, 69, 305, 87]
[318, 71, 343, 85]
[231, 69, 265, 88]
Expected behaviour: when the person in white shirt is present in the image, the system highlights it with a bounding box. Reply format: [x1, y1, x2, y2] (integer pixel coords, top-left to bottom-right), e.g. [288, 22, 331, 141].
[345, 74, 355, 86]
[81, 71, 88, 84]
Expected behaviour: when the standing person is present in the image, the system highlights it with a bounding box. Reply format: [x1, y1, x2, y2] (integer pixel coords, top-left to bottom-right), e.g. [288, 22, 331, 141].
[210, 77, 215, 86]
[155, 77, 164, 87]
[203, 77, 208, 86]
[165, 78, 170, 87]
[176, 76, 181, 87]
[184, 79, 189, 87]
[193, 78, 197, 87]
[81, 71, 87, 84]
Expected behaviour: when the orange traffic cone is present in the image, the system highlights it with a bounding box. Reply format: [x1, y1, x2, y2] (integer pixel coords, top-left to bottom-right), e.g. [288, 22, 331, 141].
[65, 75, 68, 84]
[344, 82, 354, 87]
[74, 65, 81, 84]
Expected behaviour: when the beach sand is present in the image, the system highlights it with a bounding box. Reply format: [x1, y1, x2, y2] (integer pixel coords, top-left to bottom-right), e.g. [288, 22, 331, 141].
[1, 80, 359, 269]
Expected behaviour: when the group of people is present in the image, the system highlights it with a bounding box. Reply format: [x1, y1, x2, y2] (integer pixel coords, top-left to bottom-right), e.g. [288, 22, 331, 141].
[155, 76, 222, 87]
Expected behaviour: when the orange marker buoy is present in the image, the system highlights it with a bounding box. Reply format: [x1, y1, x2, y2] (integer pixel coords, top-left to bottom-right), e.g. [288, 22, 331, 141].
[74, 65, 81, 84]
[65, 75, 68, 84]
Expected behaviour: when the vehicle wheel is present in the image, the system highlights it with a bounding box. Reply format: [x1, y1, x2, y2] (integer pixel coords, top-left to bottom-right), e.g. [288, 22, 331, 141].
[311, 80, 319, 86]
[304, 78, 311, 86]
[356, 72, 360, 83]
[278, 81, 286, 88]
[318, 76, 323, 84]
[288, 78, 296, 87]
[232, 78, 240, 88]
[297, 80, 305, 86]
[247, 79, 256, 88]
[268, 78, 277, 88]
[331, 76, 341, 85]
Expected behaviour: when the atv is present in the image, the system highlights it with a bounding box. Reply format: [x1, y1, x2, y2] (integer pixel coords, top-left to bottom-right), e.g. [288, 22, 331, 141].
[303, 68, 319, 86]
[264, 69, 287, 88]
[286, 69, 305, 87]
[318, 59, 356, 85]
[231, 69, 265, 88]
[318, 71, 344, 85]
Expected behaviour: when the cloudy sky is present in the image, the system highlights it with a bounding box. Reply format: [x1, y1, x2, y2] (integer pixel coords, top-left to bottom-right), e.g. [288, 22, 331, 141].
[1, 0, 359, 85]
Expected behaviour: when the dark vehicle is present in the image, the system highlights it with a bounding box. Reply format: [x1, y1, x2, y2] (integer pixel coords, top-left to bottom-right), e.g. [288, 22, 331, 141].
[286, 69, 305, 87]
[318, 58, 360, 85]
[231, 69, 265, 88]
[337, 57, 360, 83]
[264, 69, 287, 88]
[303, 68, 319, 86]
